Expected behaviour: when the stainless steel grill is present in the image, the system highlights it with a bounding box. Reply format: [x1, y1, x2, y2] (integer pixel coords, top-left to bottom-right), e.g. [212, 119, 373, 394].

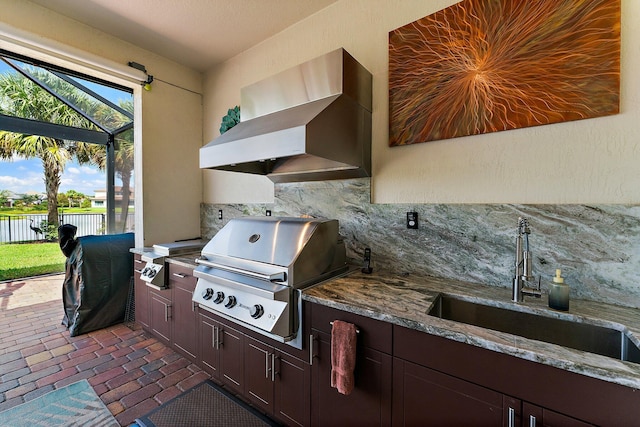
[192, 216, 348, 348]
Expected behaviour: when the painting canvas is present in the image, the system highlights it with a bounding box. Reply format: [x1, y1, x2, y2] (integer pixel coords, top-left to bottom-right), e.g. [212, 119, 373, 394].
[388, 0, 621, 147]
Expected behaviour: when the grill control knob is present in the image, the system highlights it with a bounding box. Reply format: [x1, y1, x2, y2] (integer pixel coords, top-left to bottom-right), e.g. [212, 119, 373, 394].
[224, 295, 237, 309]
[213, 291, 225, 304]
[250, 304, 264, 319]
[202, 288, 214, 300]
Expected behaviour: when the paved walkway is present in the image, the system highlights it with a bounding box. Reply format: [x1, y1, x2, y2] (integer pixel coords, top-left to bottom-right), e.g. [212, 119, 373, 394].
[0, 274, 210, 426]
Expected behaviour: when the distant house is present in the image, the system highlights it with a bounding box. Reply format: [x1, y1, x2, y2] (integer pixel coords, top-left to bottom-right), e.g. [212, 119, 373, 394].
[1, 191, 45, 207]
[1, 191, 20, 208]
[91, 187, 135, 208]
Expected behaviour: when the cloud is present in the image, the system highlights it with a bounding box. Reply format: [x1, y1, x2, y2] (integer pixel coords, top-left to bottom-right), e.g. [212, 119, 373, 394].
[60, 175, 105, 195]
[0, 176, 19, 185]
[67, 165, 100, 175]
[1, 160, 106, 195]
[0, 174, 44, 194]
[9, 154, 28, 162]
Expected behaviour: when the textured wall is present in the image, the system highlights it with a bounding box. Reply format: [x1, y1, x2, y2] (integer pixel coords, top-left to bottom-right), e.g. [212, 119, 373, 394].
[202, 179, 640, 309]
[203, 0, 640, 205]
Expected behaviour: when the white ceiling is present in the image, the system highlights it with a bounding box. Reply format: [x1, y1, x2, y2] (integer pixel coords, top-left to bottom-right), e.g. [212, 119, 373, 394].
[28, 0, 339, 72]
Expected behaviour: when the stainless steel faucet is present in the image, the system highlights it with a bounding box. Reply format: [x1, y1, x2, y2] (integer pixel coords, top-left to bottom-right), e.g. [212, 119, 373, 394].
[512, 217, 541, 302]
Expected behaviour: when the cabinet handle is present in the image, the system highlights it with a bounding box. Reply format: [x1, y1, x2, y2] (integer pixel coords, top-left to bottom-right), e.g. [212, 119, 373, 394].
[217, 327, 223, 349]
[172, 273, 187, 278]
[165, 304, 172, 321]
[212, 327, 217, 349]
[265, 352, 278, 382]
[135, 259, 143, 264]
[508, 407, 516, 427]
[135, 269, 143, 273]
[309, 334, 317, 365]
[529, 415, 536, 427]
[271, 353, 278, 382]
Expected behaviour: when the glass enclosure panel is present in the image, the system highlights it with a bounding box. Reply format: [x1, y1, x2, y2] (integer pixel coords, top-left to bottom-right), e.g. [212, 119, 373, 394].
[2, 57, 132, 133]
[114, 127, 135, 233]
[0, 59, 95, 130]
[0, 51, 134, 238]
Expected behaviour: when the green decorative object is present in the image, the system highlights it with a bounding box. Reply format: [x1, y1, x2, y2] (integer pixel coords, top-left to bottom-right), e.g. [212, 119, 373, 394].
[219, 106, 240, 134]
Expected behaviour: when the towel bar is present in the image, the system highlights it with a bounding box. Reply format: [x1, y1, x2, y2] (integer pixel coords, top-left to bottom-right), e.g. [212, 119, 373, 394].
[330, 321, 360, 334]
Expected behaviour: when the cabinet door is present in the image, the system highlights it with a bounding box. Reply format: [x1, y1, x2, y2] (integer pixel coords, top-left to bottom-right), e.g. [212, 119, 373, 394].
[245, 335, 311, 427]
[275, 349, 310, 427]
[150, 290, 172, 344]
[392, 358, 505, 427]
[199, 311, 221, 380]
[522, 402, 595, 427]
[170, 265, 198, 360]
[219, 320, 245, 395]
[311, 329, 392, 427]
[133, 256, 149, 329]
[245, 336, 275, 415]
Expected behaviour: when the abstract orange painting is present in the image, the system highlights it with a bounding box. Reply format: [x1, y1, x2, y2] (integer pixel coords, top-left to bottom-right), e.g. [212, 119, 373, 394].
[388, 0, 620, 146]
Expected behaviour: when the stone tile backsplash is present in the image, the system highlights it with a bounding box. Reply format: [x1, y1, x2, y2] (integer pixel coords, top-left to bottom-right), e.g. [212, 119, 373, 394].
[201, 178, 640, 308]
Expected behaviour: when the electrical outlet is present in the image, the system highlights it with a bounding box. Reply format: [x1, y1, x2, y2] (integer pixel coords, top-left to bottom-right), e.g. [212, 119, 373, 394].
[218, 209, 223, 220]
[407, 211, 418, 229]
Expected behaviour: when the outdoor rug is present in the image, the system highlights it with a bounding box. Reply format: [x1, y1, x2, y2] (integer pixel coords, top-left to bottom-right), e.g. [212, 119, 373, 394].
[135, 380, 281, 427]
[0, 379, 118, 427]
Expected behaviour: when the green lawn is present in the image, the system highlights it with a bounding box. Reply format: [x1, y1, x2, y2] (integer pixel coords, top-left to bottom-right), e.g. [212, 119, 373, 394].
[0, 242, 66, 281]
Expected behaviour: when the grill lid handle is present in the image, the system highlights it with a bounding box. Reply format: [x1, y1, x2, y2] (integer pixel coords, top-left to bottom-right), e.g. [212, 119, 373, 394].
[195, 258, 286, 282]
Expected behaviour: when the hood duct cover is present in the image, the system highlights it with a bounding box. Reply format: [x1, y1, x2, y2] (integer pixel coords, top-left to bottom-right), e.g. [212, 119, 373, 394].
[200, 48, 372, 183]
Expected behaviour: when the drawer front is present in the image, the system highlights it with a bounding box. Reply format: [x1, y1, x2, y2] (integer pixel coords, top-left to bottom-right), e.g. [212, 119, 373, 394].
[168, 263, 196, 289]
[310, 302, 392, 354]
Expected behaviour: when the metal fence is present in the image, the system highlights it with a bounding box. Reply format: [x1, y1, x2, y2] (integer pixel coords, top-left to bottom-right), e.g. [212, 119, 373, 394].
[0, 213, 107, 243]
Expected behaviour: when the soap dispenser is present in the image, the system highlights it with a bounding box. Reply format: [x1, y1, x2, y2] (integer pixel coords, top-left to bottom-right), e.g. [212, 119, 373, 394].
[549, 269, 570, 311]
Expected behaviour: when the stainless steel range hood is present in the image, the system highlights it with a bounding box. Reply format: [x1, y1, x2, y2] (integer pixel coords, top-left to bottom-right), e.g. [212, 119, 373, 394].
[200, 48, 372, 183]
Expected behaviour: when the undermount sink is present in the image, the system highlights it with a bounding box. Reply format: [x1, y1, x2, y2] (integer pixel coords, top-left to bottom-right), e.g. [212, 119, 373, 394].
[428, 294, 640, 364]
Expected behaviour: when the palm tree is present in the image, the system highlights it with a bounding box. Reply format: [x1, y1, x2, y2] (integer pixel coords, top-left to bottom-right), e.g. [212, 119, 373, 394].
[0, 70, 95, 233]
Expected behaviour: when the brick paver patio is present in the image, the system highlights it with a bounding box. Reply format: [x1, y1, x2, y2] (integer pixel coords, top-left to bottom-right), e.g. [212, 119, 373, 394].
[0, 274, 210, 426]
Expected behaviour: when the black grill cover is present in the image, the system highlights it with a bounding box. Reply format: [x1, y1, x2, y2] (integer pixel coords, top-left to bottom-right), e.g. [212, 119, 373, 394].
[58, 224, 78, 257]
[61, 233, 134, 336]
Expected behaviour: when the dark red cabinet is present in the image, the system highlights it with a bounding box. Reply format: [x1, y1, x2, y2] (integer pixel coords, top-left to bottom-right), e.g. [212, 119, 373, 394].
[149, 288, 172, 344]
[392, 324, 634, 426]
[168, 263, 198, 360]
[133, 263, 635, 427]
[198, 309, 245, 395]
[245, 335, 310, 427]
[393, 358, 505, 426]
[310, 303, 392, 427]
[199, 311, 220, 377]
[521, 402, 594, 427]
[133, 254, 149, 329]
[275, 349, 310, 426]
[245, 336, 274, 412]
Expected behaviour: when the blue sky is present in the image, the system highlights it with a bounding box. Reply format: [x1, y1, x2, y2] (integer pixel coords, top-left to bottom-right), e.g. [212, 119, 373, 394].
[0, 157, 108, 196]
[0, 56, 132, 197]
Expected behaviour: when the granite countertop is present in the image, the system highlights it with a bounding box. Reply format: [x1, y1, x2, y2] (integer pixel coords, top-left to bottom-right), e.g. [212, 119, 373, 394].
[303, 270, 640, 390]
